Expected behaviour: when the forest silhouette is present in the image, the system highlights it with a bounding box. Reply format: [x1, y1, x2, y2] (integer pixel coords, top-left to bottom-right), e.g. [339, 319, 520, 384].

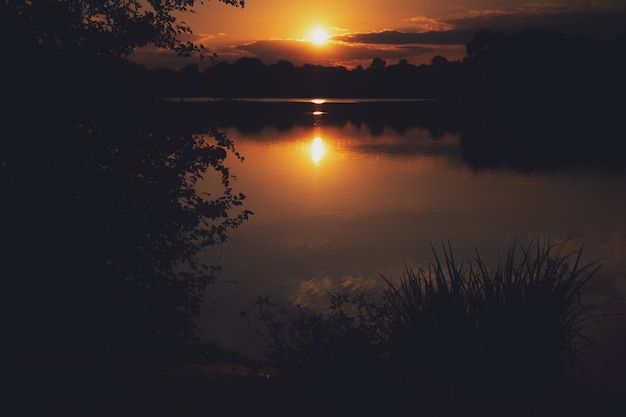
[146, 28, 626, 106]
[2, 1, 625, 416]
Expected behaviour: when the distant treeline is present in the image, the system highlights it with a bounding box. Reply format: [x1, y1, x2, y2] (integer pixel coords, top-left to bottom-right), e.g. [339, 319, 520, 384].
[143, 28, 626, 104]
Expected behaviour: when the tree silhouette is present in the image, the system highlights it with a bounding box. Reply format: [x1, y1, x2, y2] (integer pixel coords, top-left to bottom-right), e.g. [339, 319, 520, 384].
[1, 0, 251, 356]
[368, 57, 387, 71]
[1, 0, 244, 58]
[465, 28, 508, 59]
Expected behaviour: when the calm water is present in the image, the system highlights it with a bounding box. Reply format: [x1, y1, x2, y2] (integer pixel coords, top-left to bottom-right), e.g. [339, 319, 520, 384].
[193, 99, 626, 365]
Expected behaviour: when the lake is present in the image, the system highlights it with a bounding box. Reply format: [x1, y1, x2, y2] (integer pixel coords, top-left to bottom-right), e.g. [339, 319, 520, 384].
[188, 99, 625, 376]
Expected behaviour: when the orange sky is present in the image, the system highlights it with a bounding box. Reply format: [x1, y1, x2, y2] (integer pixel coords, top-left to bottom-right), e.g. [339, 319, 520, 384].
[132, 0, 626, 69]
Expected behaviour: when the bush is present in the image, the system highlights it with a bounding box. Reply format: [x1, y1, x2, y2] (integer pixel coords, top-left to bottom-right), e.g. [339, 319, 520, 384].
[258, 237, 606, 412]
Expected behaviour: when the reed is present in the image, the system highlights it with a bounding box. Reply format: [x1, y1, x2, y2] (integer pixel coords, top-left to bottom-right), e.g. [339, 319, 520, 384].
[381, 237, 603, 403]
[258, 237, 606, 411]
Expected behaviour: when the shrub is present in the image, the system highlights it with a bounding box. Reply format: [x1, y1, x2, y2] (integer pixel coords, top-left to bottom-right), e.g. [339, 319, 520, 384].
[258, 237, 606, 411]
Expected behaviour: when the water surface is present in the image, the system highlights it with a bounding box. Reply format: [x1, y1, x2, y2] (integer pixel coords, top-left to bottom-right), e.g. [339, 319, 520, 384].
[192, 100, 626, 367]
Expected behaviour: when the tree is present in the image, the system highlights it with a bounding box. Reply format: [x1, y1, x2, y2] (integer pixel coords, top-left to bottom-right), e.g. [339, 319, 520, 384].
[1, 0, 252, 356]
[465, 28, 507, 59]
[430, 55, 449, 66]
[0, 0, 244, 59]
[368, 57, 386, 71]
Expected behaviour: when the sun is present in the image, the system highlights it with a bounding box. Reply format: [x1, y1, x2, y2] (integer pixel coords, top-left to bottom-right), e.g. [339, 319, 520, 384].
[308, 26, 329, 46]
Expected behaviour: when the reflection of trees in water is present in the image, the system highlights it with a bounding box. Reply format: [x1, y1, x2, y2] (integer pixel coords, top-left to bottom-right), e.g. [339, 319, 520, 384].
[459, 105, 626, 173]
[178, 100, 464, 138]
[181, 100, 625, 173]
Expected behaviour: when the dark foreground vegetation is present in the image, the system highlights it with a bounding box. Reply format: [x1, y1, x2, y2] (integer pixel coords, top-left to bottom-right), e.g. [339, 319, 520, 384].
[2, 1, 625, 416]
[9, 239, 623, 416]
[2, 2, 253, 411]
[251, 238, 621, 417]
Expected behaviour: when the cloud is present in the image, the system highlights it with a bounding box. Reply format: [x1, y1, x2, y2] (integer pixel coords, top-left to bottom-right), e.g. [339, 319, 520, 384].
[129, 31, 229, 69]
[445, 4, 626, 40]
[193, 32, 227, 45]
[315, 3, 626, 68]
[231, 39, 444, 67]
[405, 16, 455, 32]
[132, 3, 625, 69]
[333, 30, 477, 46]
[338, 4, 626, 49]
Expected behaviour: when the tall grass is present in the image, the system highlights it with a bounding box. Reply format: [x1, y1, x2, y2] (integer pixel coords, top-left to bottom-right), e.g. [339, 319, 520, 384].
[382, 237, 602, 404]
[258, 237, 606, 411]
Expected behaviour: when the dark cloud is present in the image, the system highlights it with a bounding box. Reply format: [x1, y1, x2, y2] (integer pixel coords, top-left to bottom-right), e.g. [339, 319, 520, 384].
[334, 30, 477, 46]
[447, 8, 626, 40]
[233, 39, 439, 67]
[236, 39, 332, 64]
[336, 7, 626, 50]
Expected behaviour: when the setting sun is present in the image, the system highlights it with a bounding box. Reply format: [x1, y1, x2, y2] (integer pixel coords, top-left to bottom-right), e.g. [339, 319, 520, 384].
[308, 27, 329, 46]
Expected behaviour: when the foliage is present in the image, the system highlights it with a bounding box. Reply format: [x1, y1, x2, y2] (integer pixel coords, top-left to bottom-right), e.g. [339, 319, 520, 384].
[257, 294, 386, 376]
[0, 0, 244, 61]
[256, 294, 397, 416]
[4, 96, 252, 355]
[258, 238, 607, 409]
[1, 0, 252, 356]
[384, 238, 604, 400]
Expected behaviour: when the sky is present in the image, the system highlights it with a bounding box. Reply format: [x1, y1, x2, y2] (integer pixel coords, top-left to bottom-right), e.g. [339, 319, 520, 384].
[131, 0, 626, 69]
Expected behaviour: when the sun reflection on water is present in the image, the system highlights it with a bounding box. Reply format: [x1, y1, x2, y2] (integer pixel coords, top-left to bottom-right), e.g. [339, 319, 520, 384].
[311, 137, 326, 164]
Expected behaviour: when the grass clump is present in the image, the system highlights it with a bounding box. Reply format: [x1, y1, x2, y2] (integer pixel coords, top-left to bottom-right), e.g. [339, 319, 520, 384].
[258, 237, 607, 414]
[383, 238, 603, 405]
